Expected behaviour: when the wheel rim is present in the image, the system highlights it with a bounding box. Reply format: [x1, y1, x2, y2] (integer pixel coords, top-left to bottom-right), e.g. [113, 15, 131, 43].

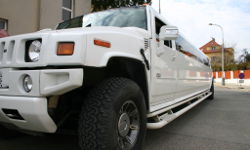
[117, 101, 140, 149]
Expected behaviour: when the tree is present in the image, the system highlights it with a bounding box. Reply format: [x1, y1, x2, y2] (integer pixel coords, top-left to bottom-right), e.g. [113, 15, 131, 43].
[236, 49, 250, 70]
[238, 48, 250, 63]
[212, 49, 250, 71]
[224, 63, 238, 71]
[211, 64, 221, 71]
[92, 0, 152, 12]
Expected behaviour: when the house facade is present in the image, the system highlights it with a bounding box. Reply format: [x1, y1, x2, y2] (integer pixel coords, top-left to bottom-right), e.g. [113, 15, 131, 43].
[0, 0, 91, 36]
[199, 38, 234, 67]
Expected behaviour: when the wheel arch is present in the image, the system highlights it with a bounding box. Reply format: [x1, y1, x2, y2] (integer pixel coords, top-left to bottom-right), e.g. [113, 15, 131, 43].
[105, 57, 150, 111]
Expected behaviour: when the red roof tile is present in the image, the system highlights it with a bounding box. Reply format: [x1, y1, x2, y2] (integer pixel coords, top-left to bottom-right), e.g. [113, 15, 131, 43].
[199, 38, 220, 51]
[199, 38, 234, 54]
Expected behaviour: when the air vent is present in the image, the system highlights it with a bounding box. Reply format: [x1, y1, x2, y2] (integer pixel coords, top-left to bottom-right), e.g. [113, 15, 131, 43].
[2, 108, 25, 120]
[144, 38, 150, 50]
[6, 40, 15, 63]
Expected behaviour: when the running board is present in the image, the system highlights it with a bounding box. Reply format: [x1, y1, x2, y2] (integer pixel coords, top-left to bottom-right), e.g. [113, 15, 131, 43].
[147, 92, 212, 130]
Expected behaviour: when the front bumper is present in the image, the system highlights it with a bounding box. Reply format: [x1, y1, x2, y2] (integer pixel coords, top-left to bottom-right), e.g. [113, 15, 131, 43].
[0, 96, 56, 133]
[0, 68, 83, 97]
[0, 68, 83, 133]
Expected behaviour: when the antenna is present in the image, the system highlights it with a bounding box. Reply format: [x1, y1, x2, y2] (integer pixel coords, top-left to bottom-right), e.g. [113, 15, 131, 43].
[159, 0, 161, 14]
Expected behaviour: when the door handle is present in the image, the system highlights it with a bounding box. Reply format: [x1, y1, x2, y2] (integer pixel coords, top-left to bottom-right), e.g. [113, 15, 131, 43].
[172, 54, 176, 61]
[156, 73, 161, 78]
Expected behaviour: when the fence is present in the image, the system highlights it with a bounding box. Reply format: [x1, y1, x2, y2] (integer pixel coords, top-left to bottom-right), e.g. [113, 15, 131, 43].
[213, 70, 250, 85]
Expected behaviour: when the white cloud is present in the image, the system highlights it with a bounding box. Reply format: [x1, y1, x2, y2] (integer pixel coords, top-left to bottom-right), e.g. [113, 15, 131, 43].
[151, 0, 250, 58]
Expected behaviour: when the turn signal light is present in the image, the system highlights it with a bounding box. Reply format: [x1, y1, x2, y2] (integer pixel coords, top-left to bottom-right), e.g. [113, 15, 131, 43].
[57, 42, 74, 55]
[94, 39, 111, 48]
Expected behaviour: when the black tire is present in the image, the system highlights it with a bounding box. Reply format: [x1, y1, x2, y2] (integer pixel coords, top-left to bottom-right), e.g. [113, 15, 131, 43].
[78, 77, 147, 150]
[207, 80, 214, 100]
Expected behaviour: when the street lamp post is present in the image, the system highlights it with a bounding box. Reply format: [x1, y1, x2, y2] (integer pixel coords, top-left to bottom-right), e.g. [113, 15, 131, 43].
[209, 23, 225, 86]
[159, 0, 161, 14]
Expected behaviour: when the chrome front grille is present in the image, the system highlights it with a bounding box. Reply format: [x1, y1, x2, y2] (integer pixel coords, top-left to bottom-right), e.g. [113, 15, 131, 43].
[0, 34, 46, 68]
[0, 40, 16, 65]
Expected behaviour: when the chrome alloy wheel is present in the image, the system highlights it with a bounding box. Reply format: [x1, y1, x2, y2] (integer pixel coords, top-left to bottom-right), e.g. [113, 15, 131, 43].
[117, 101, 140, 149]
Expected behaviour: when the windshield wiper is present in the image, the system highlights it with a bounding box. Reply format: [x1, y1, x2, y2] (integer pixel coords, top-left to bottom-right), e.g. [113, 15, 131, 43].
[84, 23, 92, 27]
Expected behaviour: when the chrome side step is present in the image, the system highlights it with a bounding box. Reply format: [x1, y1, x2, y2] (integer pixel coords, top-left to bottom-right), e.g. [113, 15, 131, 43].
[147, 92, 212, 129]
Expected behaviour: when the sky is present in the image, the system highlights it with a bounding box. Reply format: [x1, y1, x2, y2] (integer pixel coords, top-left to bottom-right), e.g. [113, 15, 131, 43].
[151, 0, 250, 59]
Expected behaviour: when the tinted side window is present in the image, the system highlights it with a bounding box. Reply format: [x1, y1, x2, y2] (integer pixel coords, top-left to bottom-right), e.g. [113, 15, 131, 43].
[204, 58, 210, 66]
[164, 40, 172, 48]
[176, 36, 209, 66]
[176, 36, 197, 60]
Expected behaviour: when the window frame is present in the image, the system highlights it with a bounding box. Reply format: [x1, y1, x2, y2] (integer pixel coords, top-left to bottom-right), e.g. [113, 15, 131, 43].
[155, 17, 166, 35]
[164, 40, 172, 48]
[62, 0, 74, 21]
[0, 18, 8, 31]
[154, 17, 173, 48]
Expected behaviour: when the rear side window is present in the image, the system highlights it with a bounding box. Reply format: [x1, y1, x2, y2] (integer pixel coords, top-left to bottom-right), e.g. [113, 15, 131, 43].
[176, 36, 209, 66]
[176, 36, 197, 59]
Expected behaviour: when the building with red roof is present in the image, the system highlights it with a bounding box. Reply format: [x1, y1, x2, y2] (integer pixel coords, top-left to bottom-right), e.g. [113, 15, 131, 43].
[199, 38, 234, 67]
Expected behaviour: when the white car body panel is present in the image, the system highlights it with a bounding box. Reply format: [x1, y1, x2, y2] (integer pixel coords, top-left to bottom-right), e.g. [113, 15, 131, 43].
[0, 6, 212, 133]
[0, 96, 56, 133]
[148, 7, 211, 111]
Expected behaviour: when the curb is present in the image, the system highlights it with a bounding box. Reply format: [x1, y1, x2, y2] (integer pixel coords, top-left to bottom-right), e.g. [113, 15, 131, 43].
[215, 83, 250, 92]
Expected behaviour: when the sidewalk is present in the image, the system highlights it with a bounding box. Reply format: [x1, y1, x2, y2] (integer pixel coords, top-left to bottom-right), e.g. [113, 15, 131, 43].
[215, 83, 250, 92]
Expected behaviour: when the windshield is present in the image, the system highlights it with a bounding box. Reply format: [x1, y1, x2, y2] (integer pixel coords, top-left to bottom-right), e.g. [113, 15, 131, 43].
[57, 7, 147, 30]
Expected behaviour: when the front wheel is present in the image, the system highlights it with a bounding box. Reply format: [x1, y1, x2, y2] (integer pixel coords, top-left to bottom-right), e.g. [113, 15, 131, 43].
[78, 78, 147, 150]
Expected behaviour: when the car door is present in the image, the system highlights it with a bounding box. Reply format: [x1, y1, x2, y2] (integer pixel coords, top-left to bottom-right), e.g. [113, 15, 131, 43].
[150, 17, 178, 106]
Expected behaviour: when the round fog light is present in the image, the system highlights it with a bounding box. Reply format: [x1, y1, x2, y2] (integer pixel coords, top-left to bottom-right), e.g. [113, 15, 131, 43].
[23, 75, 32, 93]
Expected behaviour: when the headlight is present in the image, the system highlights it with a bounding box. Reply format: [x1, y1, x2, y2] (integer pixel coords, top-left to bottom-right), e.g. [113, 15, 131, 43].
[28, 40, 41, 62]
[23, 75, 32, 93]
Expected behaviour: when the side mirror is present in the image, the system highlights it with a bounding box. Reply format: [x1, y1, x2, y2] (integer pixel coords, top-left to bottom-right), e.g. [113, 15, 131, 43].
[159, 25, 179, 40]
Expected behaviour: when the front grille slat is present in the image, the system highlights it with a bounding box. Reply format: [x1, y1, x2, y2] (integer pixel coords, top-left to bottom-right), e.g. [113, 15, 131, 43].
[6, 41, 15, 63]
[0, 42, 5, 63]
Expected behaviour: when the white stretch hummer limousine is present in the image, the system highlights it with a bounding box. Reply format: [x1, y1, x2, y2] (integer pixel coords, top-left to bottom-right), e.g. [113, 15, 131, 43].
[0, 6, 213, 150]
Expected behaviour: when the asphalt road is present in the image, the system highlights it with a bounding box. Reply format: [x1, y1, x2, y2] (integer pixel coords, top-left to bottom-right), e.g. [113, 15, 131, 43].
[1, 87, 250, 150]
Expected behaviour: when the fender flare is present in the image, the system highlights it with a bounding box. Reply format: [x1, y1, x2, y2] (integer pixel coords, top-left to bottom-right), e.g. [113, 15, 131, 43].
[97, 51, 144, 67]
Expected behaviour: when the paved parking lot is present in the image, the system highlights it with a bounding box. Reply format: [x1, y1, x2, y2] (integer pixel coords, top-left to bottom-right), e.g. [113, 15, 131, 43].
[1, 87, 250, 150]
